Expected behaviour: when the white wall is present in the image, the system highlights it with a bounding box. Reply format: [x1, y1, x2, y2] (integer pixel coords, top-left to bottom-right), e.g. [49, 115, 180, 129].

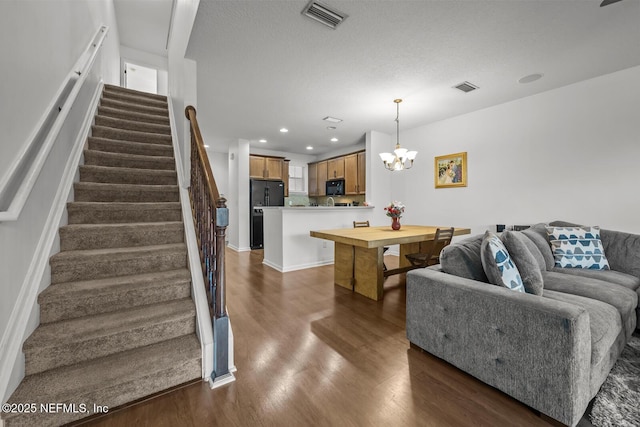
[205, 149, 229, 197]
[227, 140, 250, 251]
[0, 0, 120, 177]
[167, 0, 200, 185]
[390, 65, 640, 235]
[0, 0, 120, 403]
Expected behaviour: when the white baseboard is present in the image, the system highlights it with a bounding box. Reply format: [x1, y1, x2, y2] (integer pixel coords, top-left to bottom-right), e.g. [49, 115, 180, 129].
[262, 258, 334, 273]
[0, 81, 103, 403]
[208, 372, 236, 389]
[227, 244, 251, 252]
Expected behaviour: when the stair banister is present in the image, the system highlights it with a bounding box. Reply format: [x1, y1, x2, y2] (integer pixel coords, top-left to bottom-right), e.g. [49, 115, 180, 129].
[184, 105, 232, 385]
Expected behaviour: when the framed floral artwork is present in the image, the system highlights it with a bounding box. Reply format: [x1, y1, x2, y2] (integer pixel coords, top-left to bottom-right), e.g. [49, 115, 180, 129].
[435, 152, 467, 188]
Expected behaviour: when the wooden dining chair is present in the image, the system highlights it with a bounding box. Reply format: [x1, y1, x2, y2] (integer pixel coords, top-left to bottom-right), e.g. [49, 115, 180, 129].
[353, 221, 389, 271]
[405, 227, 455, 268]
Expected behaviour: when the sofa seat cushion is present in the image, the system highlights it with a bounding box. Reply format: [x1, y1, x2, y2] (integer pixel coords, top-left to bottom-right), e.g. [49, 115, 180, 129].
[551, 267, 640, 292]
[543, 289, 622, 370]
[543, 271, 637, 339]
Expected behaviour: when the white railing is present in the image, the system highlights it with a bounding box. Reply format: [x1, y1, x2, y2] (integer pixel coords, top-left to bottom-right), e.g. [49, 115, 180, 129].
[0, 25, 109, 222]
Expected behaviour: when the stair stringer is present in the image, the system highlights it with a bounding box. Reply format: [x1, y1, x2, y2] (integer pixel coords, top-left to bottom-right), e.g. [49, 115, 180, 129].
[166, 96, 236, 381]
[0, 82, 104, 404]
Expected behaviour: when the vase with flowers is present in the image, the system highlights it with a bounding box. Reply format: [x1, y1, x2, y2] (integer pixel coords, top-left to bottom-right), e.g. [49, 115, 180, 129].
[384, 201, 405, 230]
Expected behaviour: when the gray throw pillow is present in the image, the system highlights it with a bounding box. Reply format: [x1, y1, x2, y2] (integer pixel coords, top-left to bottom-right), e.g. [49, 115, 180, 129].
[480, 231, 525, 292]
[522, 223, 555, 271]
[501, 231, 544, 296]
[440, 234, 488, 283]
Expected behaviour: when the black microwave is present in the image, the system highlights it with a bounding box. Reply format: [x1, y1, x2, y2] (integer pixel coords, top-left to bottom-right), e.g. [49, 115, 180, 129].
[326, 179, 345, 196]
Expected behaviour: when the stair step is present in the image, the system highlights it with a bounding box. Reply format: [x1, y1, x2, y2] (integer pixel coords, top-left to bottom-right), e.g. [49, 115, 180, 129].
[95, 115, 171, 135]
[67, 202, 182, 224]
[97, 105, 170, 125]
[84, 150, 175, 171]
[102, 89, 168, 110]
[24, 299, 195, 375]
[60, 221, 184, 251]
[92, 125, 172, 146]
[80, 165, 178, 185]
[39, 269, 192, 323]
[74, 182, 179, 203]
[50, 243, 187, 283]
[3, 334, 200, 427]
[88, 137, 174, 157]
[104, 84, 168, 102]
[100, 97, 169, 117]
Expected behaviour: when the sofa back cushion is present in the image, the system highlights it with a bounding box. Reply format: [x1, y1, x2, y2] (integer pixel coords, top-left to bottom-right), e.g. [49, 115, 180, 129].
[481, 231, 525, 292]
[522, 223, 555, 270]
[501, 231, 544, 295]
[440, 234, 488, 282]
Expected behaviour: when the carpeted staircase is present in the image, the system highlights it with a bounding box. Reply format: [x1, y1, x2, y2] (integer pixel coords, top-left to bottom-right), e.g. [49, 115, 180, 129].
[2, 85, 201, 427]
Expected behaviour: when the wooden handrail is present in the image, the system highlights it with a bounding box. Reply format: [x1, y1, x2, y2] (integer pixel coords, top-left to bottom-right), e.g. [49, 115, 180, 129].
[185, 105, 231, 382]
[185, 106, 220, 203]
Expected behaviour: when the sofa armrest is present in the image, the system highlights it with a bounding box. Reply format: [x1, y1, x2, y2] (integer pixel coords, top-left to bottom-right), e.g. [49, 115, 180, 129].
[600, 229, 640, 279]
[406, 268, 591, 427]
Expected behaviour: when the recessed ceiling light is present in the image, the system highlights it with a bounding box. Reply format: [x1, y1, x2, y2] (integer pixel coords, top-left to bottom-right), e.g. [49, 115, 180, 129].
[204, 144, 210, 148]
[518, 73, 544, 84]
[326, 126, 336, 130]
[259, 139, 267, 143]
[306, 146, 313, 150]
[323, 116, 343, 123]
[330, 137, 338, 142]
[280, 128, 288, 133]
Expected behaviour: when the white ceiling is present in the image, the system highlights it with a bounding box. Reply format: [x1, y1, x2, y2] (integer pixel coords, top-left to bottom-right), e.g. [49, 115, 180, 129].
[119, 0, 640, 156]
[114, 0, 174, 58]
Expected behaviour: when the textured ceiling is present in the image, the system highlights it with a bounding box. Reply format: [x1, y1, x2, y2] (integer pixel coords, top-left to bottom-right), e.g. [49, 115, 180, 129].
[114, 0, 174, 57]
[184, 0, 640, 155]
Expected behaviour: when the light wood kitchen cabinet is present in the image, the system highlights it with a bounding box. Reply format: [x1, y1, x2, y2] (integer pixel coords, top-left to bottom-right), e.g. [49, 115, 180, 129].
[317, 161, 327, 196]
[308, 162, 318, 196]
[327, 157, 344, 179]
[250, 155, 284, 180]
[344, 151, 366, 195]
[282, 160, 290, 197]
[344, 154, 358, 195]
[357, 151, 366, 194]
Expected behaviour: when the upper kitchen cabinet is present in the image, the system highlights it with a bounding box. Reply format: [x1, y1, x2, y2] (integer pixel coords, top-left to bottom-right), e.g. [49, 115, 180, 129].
[316, 160, 328, 196]
[345, 151, 366, 195]
[327, 157, 344, 180]
[250, 155, 285, 180]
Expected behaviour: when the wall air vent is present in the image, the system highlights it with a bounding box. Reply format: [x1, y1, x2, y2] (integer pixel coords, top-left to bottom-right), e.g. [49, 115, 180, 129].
[454, 81, 479, 93]
[302, 1, 348, 29]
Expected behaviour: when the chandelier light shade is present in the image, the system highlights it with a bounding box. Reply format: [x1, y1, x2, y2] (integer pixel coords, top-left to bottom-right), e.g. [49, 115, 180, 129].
[379, 99, 417, 171]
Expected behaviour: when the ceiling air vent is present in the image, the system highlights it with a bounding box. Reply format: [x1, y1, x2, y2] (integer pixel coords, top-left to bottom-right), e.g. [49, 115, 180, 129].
[302, 1, 348, 29]
[454, 81, 479, 93]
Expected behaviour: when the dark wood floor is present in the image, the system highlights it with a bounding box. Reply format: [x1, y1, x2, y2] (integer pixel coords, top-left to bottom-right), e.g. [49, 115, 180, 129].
[79, 249, 552, 427]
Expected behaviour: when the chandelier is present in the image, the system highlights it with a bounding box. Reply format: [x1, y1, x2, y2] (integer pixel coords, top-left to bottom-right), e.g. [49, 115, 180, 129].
[379, 99, 417, 171]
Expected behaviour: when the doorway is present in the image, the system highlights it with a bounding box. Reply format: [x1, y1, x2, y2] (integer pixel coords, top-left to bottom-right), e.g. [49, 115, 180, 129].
[124, 62, 158, 94]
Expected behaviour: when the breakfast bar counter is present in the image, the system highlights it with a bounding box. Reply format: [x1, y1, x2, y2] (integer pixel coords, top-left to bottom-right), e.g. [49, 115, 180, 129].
[261, 206, 374, 272]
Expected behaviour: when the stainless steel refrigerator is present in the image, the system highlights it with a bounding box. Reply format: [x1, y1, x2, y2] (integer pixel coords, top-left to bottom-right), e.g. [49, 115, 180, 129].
[250, 179, 285, 249]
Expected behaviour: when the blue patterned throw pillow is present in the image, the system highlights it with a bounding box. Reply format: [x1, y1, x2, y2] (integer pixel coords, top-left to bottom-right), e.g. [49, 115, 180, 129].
[546, 226, 610, 270]
[480, 231, 525, 292]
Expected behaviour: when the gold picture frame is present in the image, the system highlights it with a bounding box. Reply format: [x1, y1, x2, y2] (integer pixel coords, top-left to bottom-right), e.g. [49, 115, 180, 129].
[435, 152, 467, 188]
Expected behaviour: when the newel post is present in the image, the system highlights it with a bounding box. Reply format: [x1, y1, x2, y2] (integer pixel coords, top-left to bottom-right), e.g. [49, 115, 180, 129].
[212, 195, 231, 383]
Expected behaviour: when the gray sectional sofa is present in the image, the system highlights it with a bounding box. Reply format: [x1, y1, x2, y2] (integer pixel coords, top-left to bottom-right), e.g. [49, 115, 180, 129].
[406, 222, 639, 427]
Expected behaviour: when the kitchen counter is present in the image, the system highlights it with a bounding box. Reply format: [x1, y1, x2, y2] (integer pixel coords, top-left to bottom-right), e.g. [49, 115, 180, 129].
[260, 206, 374, 272]
[258, 205, 373, 210]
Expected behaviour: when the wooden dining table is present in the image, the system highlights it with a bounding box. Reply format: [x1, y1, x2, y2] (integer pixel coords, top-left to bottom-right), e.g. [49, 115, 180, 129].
[310, 225, 471, 300]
